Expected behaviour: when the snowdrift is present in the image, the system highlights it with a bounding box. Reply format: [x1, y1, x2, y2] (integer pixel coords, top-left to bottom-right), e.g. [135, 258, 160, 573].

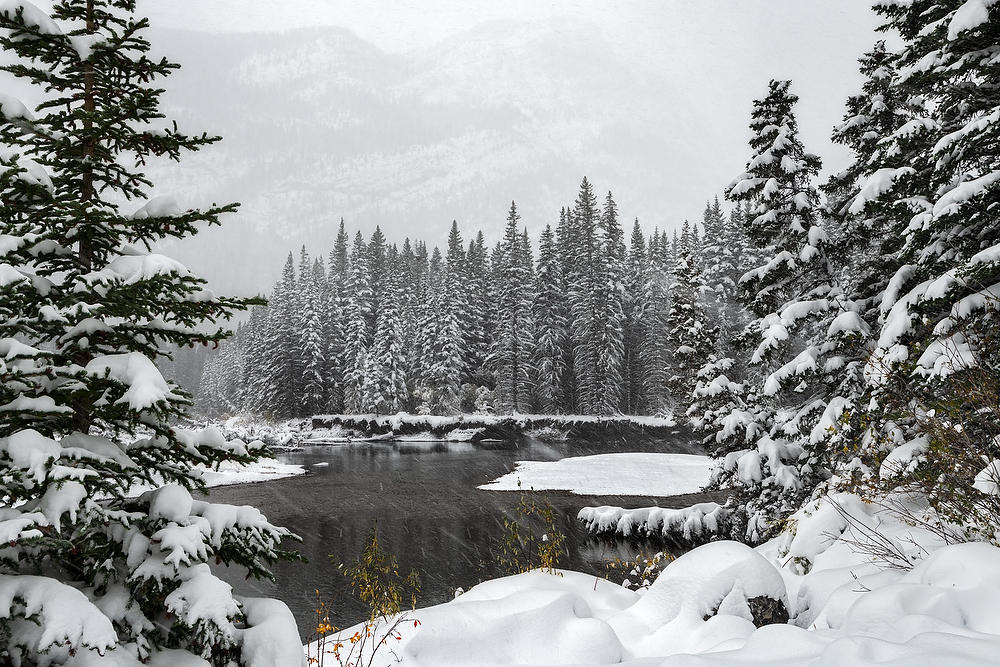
[306, 494, 1000, 666]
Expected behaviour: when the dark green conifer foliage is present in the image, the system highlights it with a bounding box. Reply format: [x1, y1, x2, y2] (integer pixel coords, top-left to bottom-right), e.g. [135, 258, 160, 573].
[0, 1, 298, 662]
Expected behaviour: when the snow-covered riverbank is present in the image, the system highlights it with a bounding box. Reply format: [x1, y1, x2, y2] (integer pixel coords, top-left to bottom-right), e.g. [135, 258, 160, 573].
[210, 413, 688, 450]
[305, 493, 1000, 666]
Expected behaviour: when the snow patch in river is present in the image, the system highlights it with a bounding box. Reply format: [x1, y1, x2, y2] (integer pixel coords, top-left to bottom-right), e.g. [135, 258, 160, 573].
[479, 453, 712, 496]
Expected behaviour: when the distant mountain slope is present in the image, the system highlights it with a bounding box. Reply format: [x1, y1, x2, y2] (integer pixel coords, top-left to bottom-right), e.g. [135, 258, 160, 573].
[148, 21, 733, 296]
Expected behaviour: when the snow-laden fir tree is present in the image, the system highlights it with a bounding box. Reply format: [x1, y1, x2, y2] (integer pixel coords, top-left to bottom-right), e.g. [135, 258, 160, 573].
[414, 244, 463, 415]
[533, 224, 568, 414]
[0, 1, 302, 663]
[597, 191, 627, 414]
[566, 178, 604, 413]
[265, 253, 303, 418]
[838, 1, 1000, 529]
[716, 80, 843, 542]
[343, 232, 371, 413]
[462, 232, 493, 391]
[197, 335, 245, 416]
[555, 207, 579, 412]
[300, 257, 327, 415]
[361, 262, 408, 415]
[665, 249, 718, 402]
[623, 219, 652, 414]
[862, 0, 1000, 388]
[444, 220, 468, 373]
[325, 220, 350, 412]
[488, 202, 535, 413]
[641, 229, 674, 415]
[238, 305, 272, 415]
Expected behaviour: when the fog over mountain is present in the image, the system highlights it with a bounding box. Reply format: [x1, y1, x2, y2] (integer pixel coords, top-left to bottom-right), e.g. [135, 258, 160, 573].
[135, 4, 878, 297]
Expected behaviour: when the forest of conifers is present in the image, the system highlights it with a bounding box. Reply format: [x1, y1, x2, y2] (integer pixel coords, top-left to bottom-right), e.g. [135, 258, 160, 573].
[196, 185, 749, 420]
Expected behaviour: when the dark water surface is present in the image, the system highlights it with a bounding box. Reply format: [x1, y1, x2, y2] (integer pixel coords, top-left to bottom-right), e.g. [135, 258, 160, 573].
[206, 434, 719, 633]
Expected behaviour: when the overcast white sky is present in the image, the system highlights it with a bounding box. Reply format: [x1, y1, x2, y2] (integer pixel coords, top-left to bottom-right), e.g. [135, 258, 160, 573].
[2, 2, 886, 293]
[143, 0, 881, 176]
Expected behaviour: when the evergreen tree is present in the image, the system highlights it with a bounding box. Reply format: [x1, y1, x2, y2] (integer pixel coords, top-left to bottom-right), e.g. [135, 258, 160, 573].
[567, 178, 602, 413]
[533, 224, 568, 413]
[623, 219, 652, 414]
[300, 258, 327, 415]
[240, 305, 273, 414]
[266, 253, 302, 418]
[361, 269, 408, 415]
[464, 231, 493, 390]
[839, 3, 1000, 526]
[555, 207, 579, 412]
[488, 203, 535, 413]
[596, 191, 627, 415]
[664, 249, 718, 401]
[642, 229, 674, 415]
[718, 80, 839, 542]
[326, 220, 350, 412]
[343, 232, 371, 413]
[0, 1, 299, 662]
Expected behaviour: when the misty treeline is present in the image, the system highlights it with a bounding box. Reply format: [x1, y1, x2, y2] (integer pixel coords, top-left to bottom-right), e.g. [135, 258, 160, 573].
[196, 181, 755, 419]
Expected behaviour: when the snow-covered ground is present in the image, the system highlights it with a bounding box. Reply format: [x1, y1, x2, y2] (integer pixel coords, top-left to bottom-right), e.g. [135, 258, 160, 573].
[126, 458, 305, 498]
[305, 493, 1000, 666]
[194, 457, 305, 487]
[479, 453, 712, 496]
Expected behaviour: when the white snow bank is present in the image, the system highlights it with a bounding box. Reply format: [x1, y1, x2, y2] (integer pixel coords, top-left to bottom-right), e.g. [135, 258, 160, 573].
[479, 453, 712, 496]
[610, 541, 788, 658]
[308, 507, 1000, 666]
[579, 502, 726, 542]
[239, 597, 306, 667]
[127, 457, 304, 497]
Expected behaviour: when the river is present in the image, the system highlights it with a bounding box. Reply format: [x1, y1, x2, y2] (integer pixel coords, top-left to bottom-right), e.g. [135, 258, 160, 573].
[206, 433, 719, 634]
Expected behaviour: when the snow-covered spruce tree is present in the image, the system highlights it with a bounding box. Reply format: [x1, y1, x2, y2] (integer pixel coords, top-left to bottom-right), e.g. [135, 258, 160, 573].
[0, 1, 302, 664]
[839, 1, 1000, 533]
[265, 253, 302, 418]
[409, 247, 439, 399]
[664, 249, 718, 403]
[566, 178, 605, 414]
[641, 229, 674, 415]
[462, 231, 493, 392]
[238, 305, 272, 415]
[533, 224, 568, 414]
[325, 220, 350, 413]
[717, 80, 844, 543]
[360, 267, 408, 416]
[444, 221, 468, 379]
[401, 239, 430, 406]
[597, 192, 627, 415]
[366, 226, 388, 334]
[555, 207, 579, 412]
[300, 257, 327, 415]
[487, 202, 535, 413]
[623, 219, 652, 414]
[342, 232, 371, 414]
[416, 251, 462, 415]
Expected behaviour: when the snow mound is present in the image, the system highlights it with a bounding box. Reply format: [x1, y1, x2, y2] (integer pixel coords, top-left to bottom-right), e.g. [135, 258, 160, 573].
[609, 542, 788, 657]
[480, 453, 712, 496]
[305, 533, 1000, 666]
